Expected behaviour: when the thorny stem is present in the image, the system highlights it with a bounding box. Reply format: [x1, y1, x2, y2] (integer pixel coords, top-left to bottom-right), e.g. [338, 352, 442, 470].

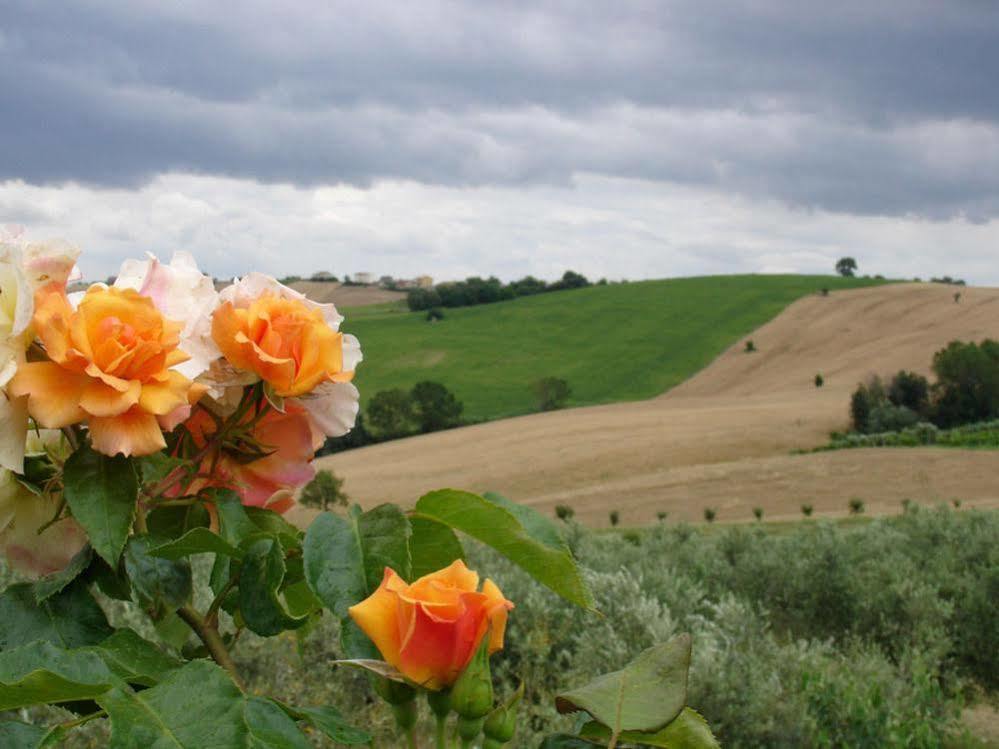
[177, 604, 244, 690]
[607, 732, 620, 749]
[205, 573, 239, 627]
[405, 727, 419, 749]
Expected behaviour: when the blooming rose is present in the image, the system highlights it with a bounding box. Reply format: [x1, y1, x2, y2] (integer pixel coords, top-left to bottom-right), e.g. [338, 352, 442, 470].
[112, 252, 220, 380]
[0, 469, 86, 577]
[9, 285, 203, 457]
[0, 233, 80, 472]
[349, 560, 513, 690]
[212, 274, 361, 396]
[178, 400, 317, 513]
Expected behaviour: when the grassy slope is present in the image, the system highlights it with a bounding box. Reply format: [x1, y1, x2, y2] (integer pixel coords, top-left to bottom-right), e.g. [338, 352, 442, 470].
[340, 274, 889, 421]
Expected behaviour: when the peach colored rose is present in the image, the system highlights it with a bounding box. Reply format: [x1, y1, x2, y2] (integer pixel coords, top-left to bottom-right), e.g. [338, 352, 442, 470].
[8, 286, 203, 457]
[178, 400, 316, 513]
[211, 274, 360, 399]
[349, 560, 514, 690]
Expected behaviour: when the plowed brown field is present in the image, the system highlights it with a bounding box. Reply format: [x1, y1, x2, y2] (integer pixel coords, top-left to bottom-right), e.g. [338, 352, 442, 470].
[303, 283, 999, 526]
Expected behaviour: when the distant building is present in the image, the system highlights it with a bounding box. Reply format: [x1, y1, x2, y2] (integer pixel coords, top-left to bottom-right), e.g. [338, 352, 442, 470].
[416, 275, 434, 288]
[354, 272, 374, 285]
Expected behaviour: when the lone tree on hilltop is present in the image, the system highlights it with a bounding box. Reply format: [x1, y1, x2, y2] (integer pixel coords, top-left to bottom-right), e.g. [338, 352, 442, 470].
[836, 257, 858, 277]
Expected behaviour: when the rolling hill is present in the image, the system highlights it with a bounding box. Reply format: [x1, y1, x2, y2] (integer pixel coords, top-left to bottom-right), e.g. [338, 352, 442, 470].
[340, 274, 888, 421]
[302, 281, 999, 527]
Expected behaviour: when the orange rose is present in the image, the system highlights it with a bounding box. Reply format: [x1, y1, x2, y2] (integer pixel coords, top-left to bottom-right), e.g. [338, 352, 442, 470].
[178, 401, 317, 513]
[211, 274, 359, 398]
[8, 286, 202, 457]
[349, 560, 514, 690]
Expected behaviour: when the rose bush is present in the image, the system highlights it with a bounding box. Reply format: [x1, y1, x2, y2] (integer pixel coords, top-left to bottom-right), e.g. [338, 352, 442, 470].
[0, 236, 714, 749]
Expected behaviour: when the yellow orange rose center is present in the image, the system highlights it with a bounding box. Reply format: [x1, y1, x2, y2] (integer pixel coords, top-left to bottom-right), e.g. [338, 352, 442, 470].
[212, 292, 351, 397]
[8, 286, 197, 457]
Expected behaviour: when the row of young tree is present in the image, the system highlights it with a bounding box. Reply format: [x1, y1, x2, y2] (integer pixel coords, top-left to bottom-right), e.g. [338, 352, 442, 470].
[850, 339, 999, 433]
[406, 270, 594, 311]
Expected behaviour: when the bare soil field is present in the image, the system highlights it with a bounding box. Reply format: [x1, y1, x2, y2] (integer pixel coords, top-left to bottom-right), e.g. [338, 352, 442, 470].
[287, 281, 405, 307]
[304, 282, 999, 526]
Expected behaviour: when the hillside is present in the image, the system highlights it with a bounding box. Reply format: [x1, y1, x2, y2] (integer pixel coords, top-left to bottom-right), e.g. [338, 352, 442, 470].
[340, 274, 888, 421]
[287, 280, 405, 307]
[304, 282, 999, 526]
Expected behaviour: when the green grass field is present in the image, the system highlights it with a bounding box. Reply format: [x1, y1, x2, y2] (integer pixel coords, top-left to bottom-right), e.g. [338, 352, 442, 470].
[340, 274, 890, 421]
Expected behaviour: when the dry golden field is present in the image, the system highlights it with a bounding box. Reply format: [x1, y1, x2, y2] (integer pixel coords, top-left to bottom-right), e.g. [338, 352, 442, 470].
[301, 282, 999, 526]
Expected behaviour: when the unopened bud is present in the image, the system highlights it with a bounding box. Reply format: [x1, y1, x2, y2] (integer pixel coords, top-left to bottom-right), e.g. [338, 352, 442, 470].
[483, 681, 524, 745]
[457, 715, 484, 743]
[450, 637, 493, 719]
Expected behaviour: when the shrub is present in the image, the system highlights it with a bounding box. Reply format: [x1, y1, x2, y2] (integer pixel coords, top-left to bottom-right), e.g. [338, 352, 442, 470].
[704, 507, 717, 523]
[532, 377, 571, 412]
[753, 507, 764, 521]
[609, 510, 620, 527]
[952, 499, 962, 509]
[801, 503, 813, 517]
[814, 373, 824, 388]
[888, 370, 930, 415]
[406, 286, 442, 311]
[425, 307, 445, 322]
[298, 469, 348, 512]
[866, 402, 919, 433]
[555, 504, 575, 522]
[820, 287, 830, 296]
[849, 498, 865, 515]
[930, 339, 999, 427]
[744, 340, 756, 353]
[366, 388, 416, 437]
[411, 380, 464, 433]
[657, 511, 669, 523]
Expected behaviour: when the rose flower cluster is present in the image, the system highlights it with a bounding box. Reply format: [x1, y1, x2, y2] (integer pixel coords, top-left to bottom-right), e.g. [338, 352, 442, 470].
[0, 230, 360, 575]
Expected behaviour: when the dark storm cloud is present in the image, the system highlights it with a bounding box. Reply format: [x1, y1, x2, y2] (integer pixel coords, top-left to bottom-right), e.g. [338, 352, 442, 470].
[2, 0, 999, 218]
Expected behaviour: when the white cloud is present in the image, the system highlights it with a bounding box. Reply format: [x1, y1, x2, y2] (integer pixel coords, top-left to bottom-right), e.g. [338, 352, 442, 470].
[2, 173, 996, 287]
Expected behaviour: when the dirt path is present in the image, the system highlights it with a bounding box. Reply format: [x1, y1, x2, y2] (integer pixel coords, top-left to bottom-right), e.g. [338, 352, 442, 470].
[305, 282, 999, 526]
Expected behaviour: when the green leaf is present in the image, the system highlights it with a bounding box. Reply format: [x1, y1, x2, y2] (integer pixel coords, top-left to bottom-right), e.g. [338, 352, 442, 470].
[354, 504, 412, 590]
[146, 528, 243, 560]
[556, 635, 691, 734]
[244, 507, 302, 549]
[282, 580, 322, 619]
[123, 536, 192, 611]
[0, 720, 48, 748]
[33, 547, 93, 603]
[0, 641, 114, 710]
[413, 489, 593, 609]
[239, 537, 307, 636]
[579, 708, 720, 748]
[483, 491, 567, 550]
[244, 696, 310, 749]
[146, 503, 211, 539]
[0, 581, 112, 650]
[302, 512, 367, 619]
[87, 557, 132, 601]
[98, 660, 246, 748]
[408, 515, 465, 579]
[285, 705, 371, 745]
[62, 446, 138, 566]
[88, 629, 182, 687]
[212, 489, 259, 545]
[538, 735, 601, 748]
[136, 453, 186, 487]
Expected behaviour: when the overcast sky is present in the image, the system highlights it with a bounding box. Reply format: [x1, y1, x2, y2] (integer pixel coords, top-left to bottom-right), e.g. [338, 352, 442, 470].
[2, 1, 998, 284]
